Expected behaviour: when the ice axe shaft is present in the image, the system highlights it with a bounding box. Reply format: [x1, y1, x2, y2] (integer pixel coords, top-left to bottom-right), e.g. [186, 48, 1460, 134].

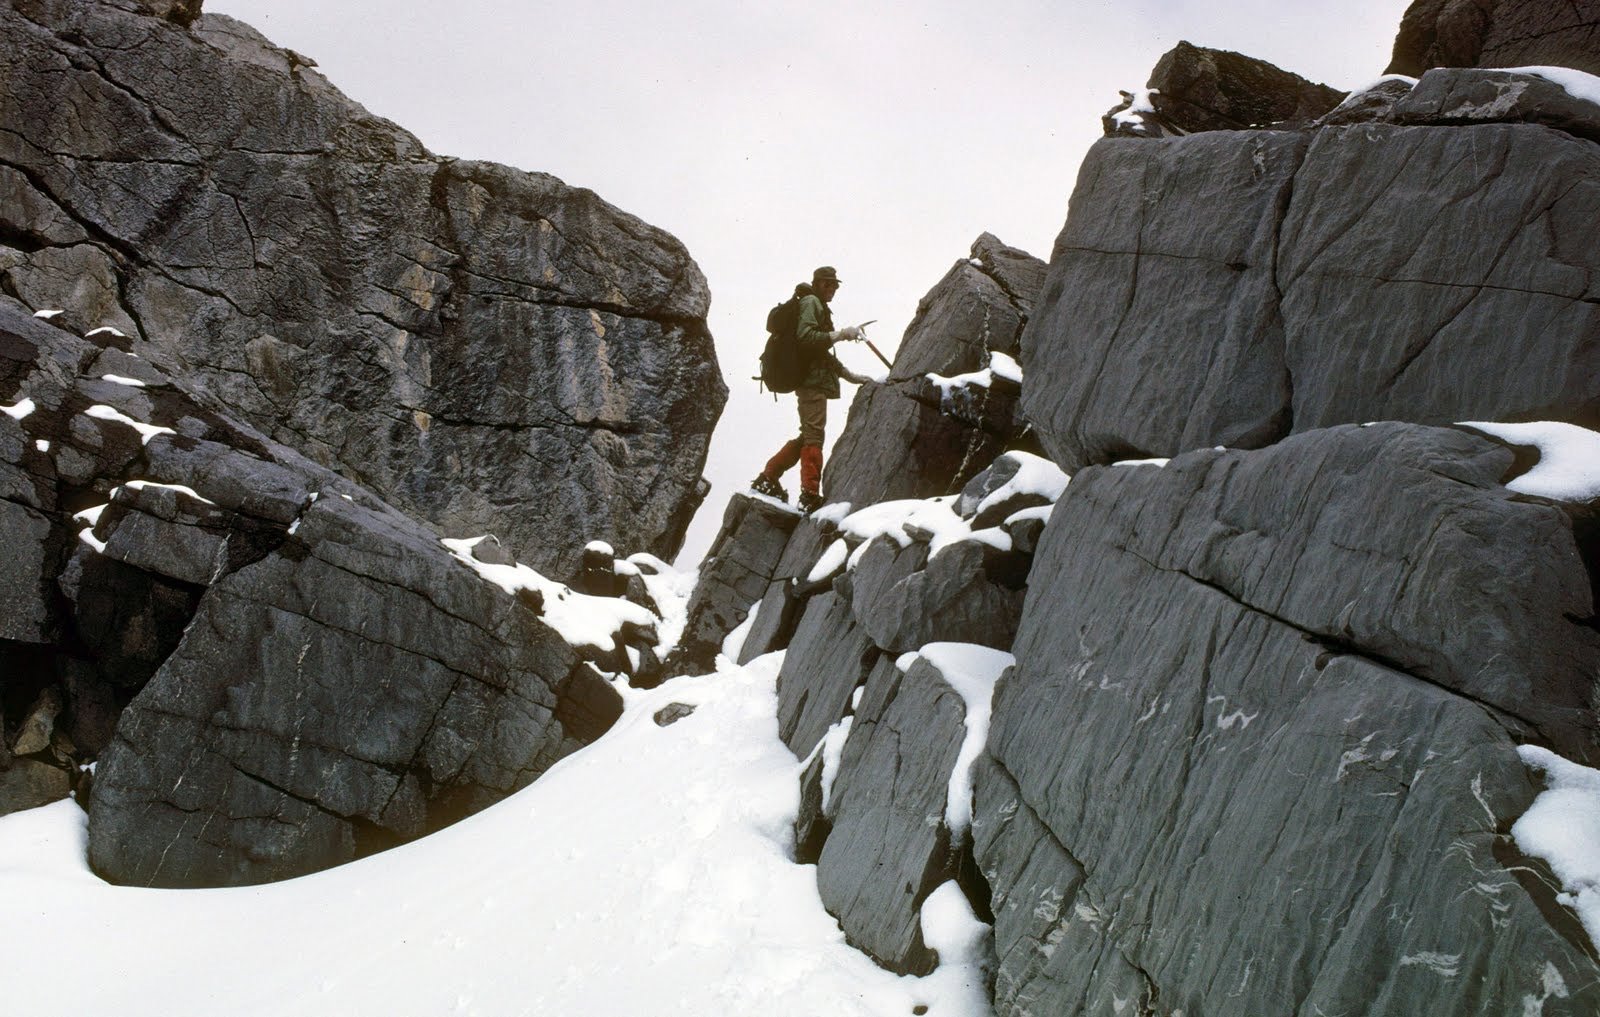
[862, 339, 892, 370]
[848, 320, 892, 370]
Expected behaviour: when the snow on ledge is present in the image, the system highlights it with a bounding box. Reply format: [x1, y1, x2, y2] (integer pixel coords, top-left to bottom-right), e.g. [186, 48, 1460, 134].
[83, 404, 174, 446]
[115, 479, 216, 506]
[72, 504, 108, 552]
[32, 308, 63, 319]
[1458, 420, 1600, 501]
[1513, 745, 1600, 947]
[99, 374, 147, 388]
[905, 642, 1015, 836]
[441, 536, 659, 653]
[809, 501, 852, 526]
[1110, 456, 1170, 468]
[806, 539, 849, 584]
[1339, 73, 1418, 99]
[989, 351, 1022, 384]
[1111, 86, 1159, 129]
[975, 451, 1068, 517]
[2, 397, 35, 420]
[1508, 65, 1600, 108]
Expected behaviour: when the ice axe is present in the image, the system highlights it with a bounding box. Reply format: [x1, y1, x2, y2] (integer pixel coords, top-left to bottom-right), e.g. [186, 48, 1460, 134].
[846, 320, 892, 371]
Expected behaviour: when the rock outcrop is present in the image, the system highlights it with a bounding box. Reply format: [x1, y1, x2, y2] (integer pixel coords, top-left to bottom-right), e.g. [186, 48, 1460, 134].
[1389, 0, 1600, 77]
[976, 425, 1599, 1014]
[659, 493, 800, 680]
[675, 238, 1063, 958]
[1027, 68, 1600, 472]
[681, 5, 1600, 1013]
[1, 304, 627, 885]
[822, 234, 1046, 510]
[0, 0, 723, 578]
[1105, 42, 1345, 136]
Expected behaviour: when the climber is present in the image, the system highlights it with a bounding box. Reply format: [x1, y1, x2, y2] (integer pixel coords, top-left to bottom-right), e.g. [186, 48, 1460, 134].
[750, 265, 871, 513]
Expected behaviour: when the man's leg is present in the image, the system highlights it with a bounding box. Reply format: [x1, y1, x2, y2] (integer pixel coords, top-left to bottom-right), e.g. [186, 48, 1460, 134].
[762, 438, 803, 480]
[797, 389, 827, 510]
[751, 435, 802, 500]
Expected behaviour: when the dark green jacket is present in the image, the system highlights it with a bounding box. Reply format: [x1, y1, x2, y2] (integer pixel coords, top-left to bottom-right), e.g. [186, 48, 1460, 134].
[795, 293, 844, 398]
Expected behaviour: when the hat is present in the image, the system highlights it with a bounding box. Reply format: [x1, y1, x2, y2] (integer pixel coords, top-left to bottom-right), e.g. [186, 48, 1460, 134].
[812, 266, 841, 286]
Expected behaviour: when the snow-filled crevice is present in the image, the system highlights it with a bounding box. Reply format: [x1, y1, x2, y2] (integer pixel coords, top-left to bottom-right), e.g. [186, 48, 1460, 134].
[1492, 810, 1600, 965]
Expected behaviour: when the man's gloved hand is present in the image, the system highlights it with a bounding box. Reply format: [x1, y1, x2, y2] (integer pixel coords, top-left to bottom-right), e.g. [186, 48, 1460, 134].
[842, 368, 872, 385]
[833, 325, 863, 342]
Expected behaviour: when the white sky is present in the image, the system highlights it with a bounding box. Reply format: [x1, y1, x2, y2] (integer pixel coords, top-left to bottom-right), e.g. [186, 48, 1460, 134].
[206, 0, 1409, 563]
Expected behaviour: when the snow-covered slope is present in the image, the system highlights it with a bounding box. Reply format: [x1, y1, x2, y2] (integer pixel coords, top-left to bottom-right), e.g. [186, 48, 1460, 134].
[0, 655, 991, 1017]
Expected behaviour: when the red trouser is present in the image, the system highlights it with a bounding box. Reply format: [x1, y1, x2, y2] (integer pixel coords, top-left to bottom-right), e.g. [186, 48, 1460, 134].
[763, 388, 828, 494]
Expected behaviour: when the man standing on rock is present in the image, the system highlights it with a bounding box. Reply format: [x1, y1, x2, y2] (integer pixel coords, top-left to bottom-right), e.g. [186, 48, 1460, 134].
[751, 266, 870, 513]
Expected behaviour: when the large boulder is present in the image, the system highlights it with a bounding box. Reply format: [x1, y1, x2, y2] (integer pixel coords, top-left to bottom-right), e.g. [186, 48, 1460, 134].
[0, 0, 723, 577]
[1106, 42, 1344, 136]
[659, 493, 800, 679]
[1388, 0, 1600, 77]
[822, 234, 1045, 509]
[974, 424, 1600, 1014]
[1392, 66, 1600, 142]
[812, 654, 974, 975]
[0, 305, 625, 883]
[1024, 101, 1600, 470]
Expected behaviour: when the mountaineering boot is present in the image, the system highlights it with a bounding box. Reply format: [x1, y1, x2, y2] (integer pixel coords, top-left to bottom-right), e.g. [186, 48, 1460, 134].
[750, 472, 788, 502]
[798, 444, 824, 513]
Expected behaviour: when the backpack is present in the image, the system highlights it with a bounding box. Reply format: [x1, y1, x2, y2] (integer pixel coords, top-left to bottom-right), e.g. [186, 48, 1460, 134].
[758, 284, 811, 393]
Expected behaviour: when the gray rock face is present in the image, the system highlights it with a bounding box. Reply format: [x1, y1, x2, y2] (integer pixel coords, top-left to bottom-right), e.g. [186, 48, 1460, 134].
[1024, 106, 1600, 470]
[814, 655, 970, 975]
[0, 0, 724, 578]
[975, 424, 1600, 1014]
[735, 514, 840, 666]
[775, 591, 879, 758]
[823, 234, 1045, 509]
[0, 305, 624, 883]
[1106, 41, 1344, 136]
[850, 538, 1023, 654]
[1393, 67, 1600, 142]
[660, 493, 799, 680]
[1388, 0, 1600, 77]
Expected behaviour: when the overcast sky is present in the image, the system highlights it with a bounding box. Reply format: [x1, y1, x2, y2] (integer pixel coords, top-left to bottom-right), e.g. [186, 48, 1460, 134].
[208, 0, 1410, 563]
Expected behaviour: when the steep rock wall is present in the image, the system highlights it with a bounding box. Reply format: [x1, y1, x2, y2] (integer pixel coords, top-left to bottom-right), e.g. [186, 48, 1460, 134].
[0, 0, 723, 577]
[1024, 69, 1600, 472]
[0, 304, 628, 886]
[1389, 0, 1600, 77]
[977, 424, 1600, 1013]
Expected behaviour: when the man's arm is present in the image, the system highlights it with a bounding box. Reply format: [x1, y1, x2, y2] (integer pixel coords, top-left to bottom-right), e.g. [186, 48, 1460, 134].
[796, 296, 862, 354]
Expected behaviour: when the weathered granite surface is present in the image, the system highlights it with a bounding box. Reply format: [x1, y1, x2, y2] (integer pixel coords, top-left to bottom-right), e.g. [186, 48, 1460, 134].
[0, 0, 723, 577]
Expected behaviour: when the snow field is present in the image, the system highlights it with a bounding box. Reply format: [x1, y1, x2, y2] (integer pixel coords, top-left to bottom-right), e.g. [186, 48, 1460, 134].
[0, 655, 995, 1017]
